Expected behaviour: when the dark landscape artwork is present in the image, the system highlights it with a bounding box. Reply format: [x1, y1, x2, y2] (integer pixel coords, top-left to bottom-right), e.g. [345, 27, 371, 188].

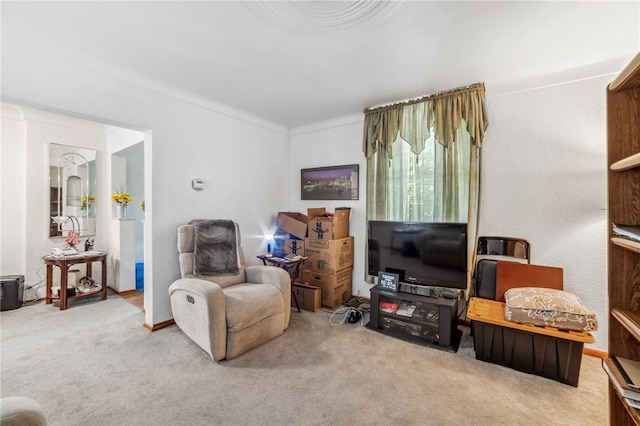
[301, 164, 359, 200]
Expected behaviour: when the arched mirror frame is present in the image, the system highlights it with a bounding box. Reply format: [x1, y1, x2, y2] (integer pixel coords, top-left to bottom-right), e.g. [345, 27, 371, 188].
[49, 143, 97, 238]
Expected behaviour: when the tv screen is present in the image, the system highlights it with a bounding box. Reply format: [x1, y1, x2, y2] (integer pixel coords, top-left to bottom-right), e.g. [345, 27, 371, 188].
[368, 221, 468, 289]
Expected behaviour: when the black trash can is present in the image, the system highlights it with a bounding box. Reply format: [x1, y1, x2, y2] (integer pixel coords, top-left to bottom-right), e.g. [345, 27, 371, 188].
[0, 275, 25, 311]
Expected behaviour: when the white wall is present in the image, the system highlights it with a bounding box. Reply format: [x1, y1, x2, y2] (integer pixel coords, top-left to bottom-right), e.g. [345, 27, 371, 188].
[2, 51, 290, 326]
[288, 115, 368, 297]
[0, 106, 109, 300]
[124, 144, 145, 263]
[1, 105, 27, 279]
[288, 76, 611, 351]
[481, 75, 610, 350]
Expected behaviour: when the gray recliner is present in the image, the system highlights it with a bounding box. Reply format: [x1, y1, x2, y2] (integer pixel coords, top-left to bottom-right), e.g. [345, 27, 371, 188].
[168, 221, 291, 361]
[0, 397, 47, 426]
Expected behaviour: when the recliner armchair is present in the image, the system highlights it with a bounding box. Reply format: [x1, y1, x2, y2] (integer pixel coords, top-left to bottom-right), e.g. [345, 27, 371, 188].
[0, 397, 47, 426]
[168, 221, 291, 361]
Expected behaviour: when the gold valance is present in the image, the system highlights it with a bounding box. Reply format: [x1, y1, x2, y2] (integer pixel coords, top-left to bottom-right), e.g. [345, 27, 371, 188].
[362, 83, 488, 158]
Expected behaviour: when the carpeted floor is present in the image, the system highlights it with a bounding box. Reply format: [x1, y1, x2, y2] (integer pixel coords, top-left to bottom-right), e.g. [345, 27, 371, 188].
[1, 294, 608, 425]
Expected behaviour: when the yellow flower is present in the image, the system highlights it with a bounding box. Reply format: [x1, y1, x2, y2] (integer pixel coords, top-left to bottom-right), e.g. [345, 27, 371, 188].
[111, 192, 131, 206]
[80, 194, 96, 210]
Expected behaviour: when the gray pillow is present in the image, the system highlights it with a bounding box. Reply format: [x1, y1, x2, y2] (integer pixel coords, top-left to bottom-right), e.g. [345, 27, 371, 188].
[504, 287, 598, 332]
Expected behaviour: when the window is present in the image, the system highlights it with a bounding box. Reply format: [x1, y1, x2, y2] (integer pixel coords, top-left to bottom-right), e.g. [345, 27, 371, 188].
[373, 128, 471, 222]
[362, 83, 488, 293]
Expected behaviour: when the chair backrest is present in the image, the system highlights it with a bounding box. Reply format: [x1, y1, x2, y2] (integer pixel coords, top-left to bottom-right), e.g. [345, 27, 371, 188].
[494, 261, 563, 302]
[474, 259, 499, 300]
[177, 222, 247, 288]
[474, 260, 563, 302]
[476, 236, 530, 263]
[473, 236, 531, 300]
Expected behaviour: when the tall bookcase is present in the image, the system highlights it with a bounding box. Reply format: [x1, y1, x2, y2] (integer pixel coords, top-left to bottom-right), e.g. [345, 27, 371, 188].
[607, 51, 640, 425]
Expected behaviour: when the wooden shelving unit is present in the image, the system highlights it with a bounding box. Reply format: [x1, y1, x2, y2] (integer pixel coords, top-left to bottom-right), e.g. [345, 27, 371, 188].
[612, 237, 640, 255]
[606, 50, 640, 426]
[611, 153, 640, 172]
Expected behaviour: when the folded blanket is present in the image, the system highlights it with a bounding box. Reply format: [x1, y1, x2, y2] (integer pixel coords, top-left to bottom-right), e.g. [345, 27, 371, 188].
[189, 219, 240, 276]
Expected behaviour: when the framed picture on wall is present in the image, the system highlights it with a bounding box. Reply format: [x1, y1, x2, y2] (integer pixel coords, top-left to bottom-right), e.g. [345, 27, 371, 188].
[301, 164, 359, 200]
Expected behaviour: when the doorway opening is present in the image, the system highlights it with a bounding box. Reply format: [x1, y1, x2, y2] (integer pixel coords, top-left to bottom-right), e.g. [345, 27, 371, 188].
[109, 135, 146, 312]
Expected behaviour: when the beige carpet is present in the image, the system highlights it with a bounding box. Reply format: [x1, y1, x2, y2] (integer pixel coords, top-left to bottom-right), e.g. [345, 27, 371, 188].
[1, 294, 608, 426]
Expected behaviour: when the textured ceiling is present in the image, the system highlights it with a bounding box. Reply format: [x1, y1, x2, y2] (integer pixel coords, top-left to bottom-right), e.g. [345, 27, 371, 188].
[1, 1, 638, 129]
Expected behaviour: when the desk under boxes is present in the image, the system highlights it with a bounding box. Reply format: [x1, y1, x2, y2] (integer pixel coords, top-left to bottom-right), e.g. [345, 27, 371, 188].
[274, 208, 353, 310]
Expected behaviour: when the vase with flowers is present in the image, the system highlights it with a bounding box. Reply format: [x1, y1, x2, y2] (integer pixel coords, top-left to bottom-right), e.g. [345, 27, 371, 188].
[65, 230, 79, 249]
[111, 188, 131, 220]
[81, 193, 96, 216]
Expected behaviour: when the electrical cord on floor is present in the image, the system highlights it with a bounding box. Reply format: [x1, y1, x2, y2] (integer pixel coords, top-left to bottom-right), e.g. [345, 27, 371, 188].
[457, 296, 468, 321]
[20, 260, 45, 306]
[329, 307, 359, 326]
[329, 299, 371, 327]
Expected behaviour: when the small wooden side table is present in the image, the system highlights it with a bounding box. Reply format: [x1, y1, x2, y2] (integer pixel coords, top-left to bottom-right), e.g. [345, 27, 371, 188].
[257, 255, 306, 313]
[43, 251, 108, 310]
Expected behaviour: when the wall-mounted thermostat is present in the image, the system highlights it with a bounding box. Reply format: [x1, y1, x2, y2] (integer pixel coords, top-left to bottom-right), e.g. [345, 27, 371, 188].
[192, 178, 205, 190]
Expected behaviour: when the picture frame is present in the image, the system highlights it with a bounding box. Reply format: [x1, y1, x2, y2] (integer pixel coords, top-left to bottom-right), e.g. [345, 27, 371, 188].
[378, 271, 399, 292]
[301, 164, 359, 200]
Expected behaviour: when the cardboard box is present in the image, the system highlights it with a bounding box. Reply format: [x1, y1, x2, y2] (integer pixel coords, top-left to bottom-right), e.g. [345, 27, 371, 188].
[291, 283, 321, 312]
[302, 267, 353, 309]
[304, 236, 354, 275]
[274, 237, 305, 257]
[307, 207, 350, 240]
[276, 212, 308, 240]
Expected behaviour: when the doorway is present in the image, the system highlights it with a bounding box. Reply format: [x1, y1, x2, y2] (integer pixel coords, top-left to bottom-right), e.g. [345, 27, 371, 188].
[109, 134, 145, 311]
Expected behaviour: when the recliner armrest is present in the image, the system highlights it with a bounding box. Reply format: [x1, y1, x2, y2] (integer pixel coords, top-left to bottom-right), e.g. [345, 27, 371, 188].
[168, 277, 227, 360]
[169, 277, 224, 300]
[0, 397, 47, 426]
[245, 266, 291, 326]
[245, 266, 290, 292]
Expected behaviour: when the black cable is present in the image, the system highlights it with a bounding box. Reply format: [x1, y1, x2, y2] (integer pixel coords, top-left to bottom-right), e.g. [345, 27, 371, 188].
[23, 259, 44, 290]
[329, 300, 370, 326]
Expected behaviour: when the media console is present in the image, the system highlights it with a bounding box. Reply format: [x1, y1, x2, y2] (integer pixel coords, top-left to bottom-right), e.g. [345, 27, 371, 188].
[367, 284, 461, 352]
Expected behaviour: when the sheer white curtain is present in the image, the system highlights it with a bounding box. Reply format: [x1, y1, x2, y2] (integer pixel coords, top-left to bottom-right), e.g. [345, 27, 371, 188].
[367, 125, 474, 222]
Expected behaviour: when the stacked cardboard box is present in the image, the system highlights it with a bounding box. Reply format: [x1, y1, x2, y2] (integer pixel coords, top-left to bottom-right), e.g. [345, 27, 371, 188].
[274, 211, 308, 257]
[306, 207, 350, 240]
[302, 208, 353, 309]
[291, 283, 321, 312]
[303, 237, 354, 275]
[273, 211, 322, 312]
[302, 267, 353, 310]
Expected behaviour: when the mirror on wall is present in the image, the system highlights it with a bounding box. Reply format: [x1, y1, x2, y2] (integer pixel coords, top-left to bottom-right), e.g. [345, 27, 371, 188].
[49, 143, 97, 238]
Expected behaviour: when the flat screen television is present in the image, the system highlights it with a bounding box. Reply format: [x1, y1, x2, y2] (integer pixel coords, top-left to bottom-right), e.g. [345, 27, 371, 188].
[368, 221, 468, 289]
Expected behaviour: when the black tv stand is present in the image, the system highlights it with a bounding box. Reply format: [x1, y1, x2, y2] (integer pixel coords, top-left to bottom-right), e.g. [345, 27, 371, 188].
[367, 285, 461, 352]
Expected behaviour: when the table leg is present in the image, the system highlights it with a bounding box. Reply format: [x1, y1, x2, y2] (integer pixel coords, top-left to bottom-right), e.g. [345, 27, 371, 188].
[60, 262, 69, 310]
[45, 264, 53, 305]
[291, 282, 301, 313]
[101, 257, 107, 300]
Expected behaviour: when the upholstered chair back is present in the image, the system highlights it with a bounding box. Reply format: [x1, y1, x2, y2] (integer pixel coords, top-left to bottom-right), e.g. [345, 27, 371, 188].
[177, 223, 247, 288]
